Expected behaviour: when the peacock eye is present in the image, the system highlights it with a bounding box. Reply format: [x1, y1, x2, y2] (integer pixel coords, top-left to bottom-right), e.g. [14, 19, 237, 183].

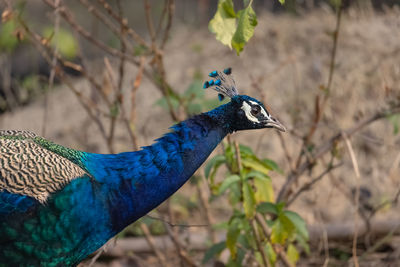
[251, 105, 261, 116]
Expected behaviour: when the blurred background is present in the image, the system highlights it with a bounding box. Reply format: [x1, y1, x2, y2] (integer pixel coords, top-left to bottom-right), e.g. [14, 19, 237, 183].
[1, 0, 400, 266]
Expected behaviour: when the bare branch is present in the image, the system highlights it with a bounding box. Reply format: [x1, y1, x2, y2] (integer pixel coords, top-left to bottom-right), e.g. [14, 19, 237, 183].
[277, 106, 400, 203]
[42, 0, 139, 65]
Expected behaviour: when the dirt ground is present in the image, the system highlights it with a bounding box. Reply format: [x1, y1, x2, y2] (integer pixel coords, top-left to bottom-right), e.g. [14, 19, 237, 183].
[1, 5, 400, 266]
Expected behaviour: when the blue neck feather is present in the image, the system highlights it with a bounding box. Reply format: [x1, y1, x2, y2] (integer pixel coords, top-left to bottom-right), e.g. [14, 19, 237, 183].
[82, 103, 233, 232]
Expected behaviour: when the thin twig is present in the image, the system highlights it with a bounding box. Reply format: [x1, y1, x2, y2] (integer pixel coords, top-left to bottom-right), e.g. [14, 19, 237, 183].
[140, 223, 170, 267]
[42, 0, 60, 136]
[234, 141, 242, 173]
[156, 0, 169, 36]
[286, 162, 343, 207]
[146, 214, 208, 228]
[103, 57, 118, 153]
[304, 3, 343, 145]
[250, 219, 270, 267]
[42, 0, 139, 65]
[196, 177, 217, 242]
[277, 106, 400, 203]
[163, 222, 198, 267]
[160, 0, 174, 49]
[17, 15, 109, 141]
[277, 131, 295, 171]
[78, 0, 132, 53]
[144, 0, 156, 46]
[88, 243, 108, 267]
[342, 133, 360, 267]
[96, 0, 148, 47]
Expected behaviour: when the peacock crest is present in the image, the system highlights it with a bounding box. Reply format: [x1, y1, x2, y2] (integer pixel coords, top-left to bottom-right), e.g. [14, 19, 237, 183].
[203, 67, 238, 101]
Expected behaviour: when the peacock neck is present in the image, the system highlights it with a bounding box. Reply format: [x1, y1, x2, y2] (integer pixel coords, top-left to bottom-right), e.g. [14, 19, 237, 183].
[83, 104, 233, 232]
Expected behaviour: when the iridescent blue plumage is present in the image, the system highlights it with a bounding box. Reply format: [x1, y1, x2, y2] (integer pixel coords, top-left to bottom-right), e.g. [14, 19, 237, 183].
[0, 69, 286, 266]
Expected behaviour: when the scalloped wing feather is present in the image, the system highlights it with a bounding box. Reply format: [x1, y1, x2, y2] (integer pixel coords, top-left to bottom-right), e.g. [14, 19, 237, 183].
[0, 130, 87, 203]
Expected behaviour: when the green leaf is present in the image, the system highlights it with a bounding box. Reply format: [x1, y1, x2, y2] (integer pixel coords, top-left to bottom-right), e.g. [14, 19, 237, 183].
[279, 0, 285, 4]
[228, 182, 242, 205]
[244, 170, 269, 180]
[202, 241, 226, 263]
[231, 2, 257, 55]
[209, 0, 237, 49]
[109, 103, 120, 117]
[43, 27, 78, 59]
[0, 20, 19, 52]
[183, 79, 205, 99]
[296, 232, 310, 254]
[284, 210, 309, 240]
[204, 155, 226, 179]
[155, 95, 180, 111]
[226, 220, 241, 259]
[271, 214, 295, 244]
[218, 174, 241, 195]
[262, 158, 283, 174]
[287, 244, 299, 265]
[265, 242, 277, 266]
[275, 202, 286, 214]
[388, 114, 400, 135]
[270, 218, 287, 244]
[133, 44, 148, 56]
[256, 202, 278, 215]
[239, 143, 254, 156]
[242, 182, 256, 219]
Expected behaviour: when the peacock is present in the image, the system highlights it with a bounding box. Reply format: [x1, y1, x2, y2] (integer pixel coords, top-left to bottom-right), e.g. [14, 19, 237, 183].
[0, 68, 285, 266]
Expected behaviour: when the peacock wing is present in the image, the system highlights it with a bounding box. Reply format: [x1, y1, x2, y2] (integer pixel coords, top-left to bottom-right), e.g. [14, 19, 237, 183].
[0, 130, 88, 205]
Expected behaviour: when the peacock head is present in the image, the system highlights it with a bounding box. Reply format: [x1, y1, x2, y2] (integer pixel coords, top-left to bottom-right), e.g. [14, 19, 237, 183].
[204, 68, 286, 132]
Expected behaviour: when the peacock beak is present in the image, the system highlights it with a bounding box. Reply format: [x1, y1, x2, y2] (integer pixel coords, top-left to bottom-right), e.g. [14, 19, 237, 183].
[265, 116, 286, 132]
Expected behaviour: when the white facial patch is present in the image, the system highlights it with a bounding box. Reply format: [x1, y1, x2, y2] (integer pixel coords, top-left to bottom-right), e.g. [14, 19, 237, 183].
[241, 101, 261, 123]
[249, 100, 269, 117]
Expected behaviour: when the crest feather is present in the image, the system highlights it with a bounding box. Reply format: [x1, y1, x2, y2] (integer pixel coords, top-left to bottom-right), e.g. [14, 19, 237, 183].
[203, 67, 238, 99]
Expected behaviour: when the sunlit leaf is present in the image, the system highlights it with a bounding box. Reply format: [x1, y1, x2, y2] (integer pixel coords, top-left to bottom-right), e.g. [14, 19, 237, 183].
[209, 0, 236, 49]
[287, 244, 300, 265]
[242, 158, 270, 175]
[242, 182, 256, 219]
[231, 2, 257, 55]
[271, 218, 287, 244]
[254, 174, 274, 203]
[271, 213, 295, 244]
[226, 219, 241, 259]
